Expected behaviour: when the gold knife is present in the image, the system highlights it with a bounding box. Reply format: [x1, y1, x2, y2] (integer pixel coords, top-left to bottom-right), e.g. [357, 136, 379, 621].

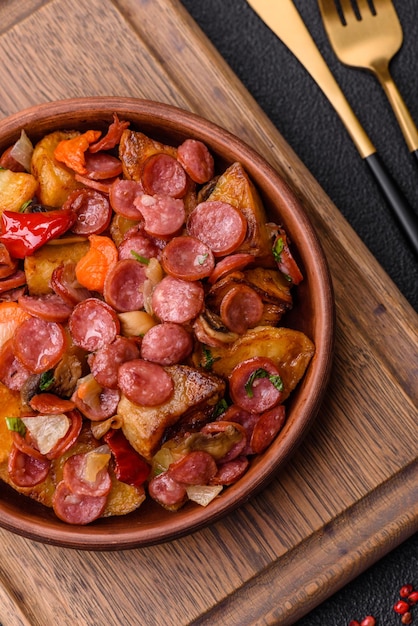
[246, 0, 418, 256]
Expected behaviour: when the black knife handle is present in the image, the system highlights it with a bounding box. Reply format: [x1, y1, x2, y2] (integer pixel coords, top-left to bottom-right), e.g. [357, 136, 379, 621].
[365, 153, 418, 257]
[414, 149, 418, 165]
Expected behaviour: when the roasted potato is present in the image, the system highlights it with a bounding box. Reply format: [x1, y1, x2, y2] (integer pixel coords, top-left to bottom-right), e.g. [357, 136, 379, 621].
[31, 130, 83, 207]
[194, 326, 315, 401]
[24, 239, 90, 295]
[0, 168, 38, 214]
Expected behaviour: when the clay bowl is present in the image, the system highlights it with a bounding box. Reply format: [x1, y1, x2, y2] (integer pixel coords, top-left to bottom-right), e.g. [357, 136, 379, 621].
[0, 97, 334, 549]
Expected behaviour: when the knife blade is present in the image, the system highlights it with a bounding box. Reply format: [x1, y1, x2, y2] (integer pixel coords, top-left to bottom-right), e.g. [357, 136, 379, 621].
[246, 0, 418, 257]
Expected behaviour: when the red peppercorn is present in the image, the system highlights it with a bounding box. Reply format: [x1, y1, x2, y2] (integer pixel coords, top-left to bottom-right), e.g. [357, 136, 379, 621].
[394, 600, 410, 614]
[408, 590, 418, 605]
[399, 584, 414, 598]
[361, 617, 376, 626]
[348, 621, 361, 626]
[401, 612, 413, 625]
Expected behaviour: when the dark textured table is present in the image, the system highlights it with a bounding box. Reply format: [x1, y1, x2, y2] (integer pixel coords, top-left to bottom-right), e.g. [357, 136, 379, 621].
[181, 1, 418, 624]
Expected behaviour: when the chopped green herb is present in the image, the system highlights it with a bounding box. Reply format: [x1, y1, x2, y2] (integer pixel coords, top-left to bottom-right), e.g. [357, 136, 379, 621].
[202, 347, 219, 370]
[244, 368, 283, 398]
[197, 254, 208, 265]
[19, 200, 33, 213]
[131, 250, 150, 265]
[213, 398, 229, 418]
[272, 237, 284, 264]
[39, 370, 55, 391]
[5, 417, 26, 436]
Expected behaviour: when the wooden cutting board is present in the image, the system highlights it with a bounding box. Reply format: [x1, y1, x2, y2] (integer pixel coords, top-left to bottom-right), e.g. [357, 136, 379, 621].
[0, 1, 416, 624]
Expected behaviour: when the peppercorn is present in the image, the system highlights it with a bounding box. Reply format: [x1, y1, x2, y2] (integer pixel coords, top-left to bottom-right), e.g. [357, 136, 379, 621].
[399, 585, 414, 598]
[360, 617, 376, 626]
[408, 590, 418, 605]
[394, 600, 410, 615]
[401, 612, 413, 625]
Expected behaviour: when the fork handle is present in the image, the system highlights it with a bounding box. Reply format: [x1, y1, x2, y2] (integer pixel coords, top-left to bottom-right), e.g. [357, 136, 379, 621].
[376, 65, 418, 156]
[365, 153, 418, 257]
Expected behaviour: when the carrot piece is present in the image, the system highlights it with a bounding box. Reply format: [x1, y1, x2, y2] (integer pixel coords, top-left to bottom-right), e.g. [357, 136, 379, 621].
[0, 301, 31, 351]
[75, 235, 118, 292]
[54, 130, 102, 175]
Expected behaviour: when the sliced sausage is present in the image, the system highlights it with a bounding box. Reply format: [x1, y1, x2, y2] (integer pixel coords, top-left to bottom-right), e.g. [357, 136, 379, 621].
[50, 263, 91, 306]
[168, 451, 218, 485]
[89, 336, 140, 389]
[0, 269, 26, 293]
[103, 258, 147, 312]
[69, 298, 120, 352]
[134, 194, 185, 239]
[44, 410, 83, 460]
[0, 338, 31, 391]
[220, 404, 258, 456]
[0, 243, 18, 279]
[52, 480, 108, 525]
[74, 173, 117, 194]
[118, 230, 162, 262]
[208, 253, 254, 285]
[148, 471, 187, 509]
[219, 284, 264, 334]
[109, 179, 144, 219]
[250, 405, 286, 454]
[229, 357, 284, 414]
[8, 445, 51, 487]
[187, 201, 247, 257]
[140, 322, 193, 366]
[161, 235, 214, 281]
[118, 359, 174, 406]
[83, 152, 123, 180]
[151, 275, 204, 324]
[210, 456, 249, 486]
[13, 317, 67, 374]
[63, 453, 112, 497]
[177, 139, 214, 184]
[64, 189, 112, 236]
[141, 153, 188, 198]
[72, 378, 120, 422]
[18, 293, 73, 323]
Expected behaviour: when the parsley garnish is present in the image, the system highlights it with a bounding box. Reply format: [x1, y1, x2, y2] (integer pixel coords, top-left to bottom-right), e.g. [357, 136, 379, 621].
[39, 370, 55, 391]
[131, 250, 150, 265]
[5, 417, 26, 436]
[202, 347, 218, 370]
[213, 398, 229, 418]
[272, 237, 284, 264]
[197, 254, 208, 265]
[244, 368, 284, 398]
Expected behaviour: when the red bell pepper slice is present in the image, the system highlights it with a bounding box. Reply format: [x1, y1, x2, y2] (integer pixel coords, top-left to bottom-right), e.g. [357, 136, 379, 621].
[104, 428, 150, 487]
[0, 209, 76, 259]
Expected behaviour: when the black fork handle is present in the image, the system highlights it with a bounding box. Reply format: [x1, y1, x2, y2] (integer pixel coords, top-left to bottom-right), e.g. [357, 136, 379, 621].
[365, 152, 418, 257]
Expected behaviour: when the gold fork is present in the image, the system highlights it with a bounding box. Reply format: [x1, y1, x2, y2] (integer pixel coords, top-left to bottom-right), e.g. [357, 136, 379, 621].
[317, 0, 418, 161]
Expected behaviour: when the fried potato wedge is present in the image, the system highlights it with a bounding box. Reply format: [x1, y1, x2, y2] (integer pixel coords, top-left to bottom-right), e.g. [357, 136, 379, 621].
[31, 130, 83, 207]
[0, 168, 38, 214]
[24, 240, 89, 295]
[119, 129, 177, 181]
[194, 326, 315, 401]
[118, 365, 226, 461]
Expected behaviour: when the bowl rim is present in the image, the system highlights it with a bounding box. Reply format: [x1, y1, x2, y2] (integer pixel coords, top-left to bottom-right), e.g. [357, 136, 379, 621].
[0, 97, 335, 549]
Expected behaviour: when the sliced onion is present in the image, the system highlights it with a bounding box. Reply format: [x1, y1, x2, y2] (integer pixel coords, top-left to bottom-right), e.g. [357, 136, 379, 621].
[22, 414, 70, 455]
[83, 446, 111, 482]
[10, 130, 34, 172]
[186, 484, 223, 507]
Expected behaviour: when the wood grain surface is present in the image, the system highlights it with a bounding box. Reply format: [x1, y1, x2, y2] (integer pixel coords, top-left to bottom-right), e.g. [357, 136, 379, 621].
[0, 0, 416, 625]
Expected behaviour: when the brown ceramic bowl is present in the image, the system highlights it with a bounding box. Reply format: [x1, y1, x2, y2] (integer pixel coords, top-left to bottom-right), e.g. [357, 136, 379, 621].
[0, 97, 334, 549]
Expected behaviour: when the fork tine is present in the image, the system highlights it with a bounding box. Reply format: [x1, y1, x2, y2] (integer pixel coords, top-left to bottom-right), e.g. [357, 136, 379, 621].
[338, 0, 358, 24]
[355, 0, 375, 18]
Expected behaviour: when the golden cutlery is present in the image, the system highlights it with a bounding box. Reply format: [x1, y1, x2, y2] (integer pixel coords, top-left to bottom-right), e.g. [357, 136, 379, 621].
[317, 0, 418, 161]
[246, 0, 418, 256]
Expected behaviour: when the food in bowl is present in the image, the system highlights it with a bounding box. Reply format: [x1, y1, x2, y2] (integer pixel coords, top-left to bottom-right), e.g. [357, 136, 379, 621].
[0, 108, 315, 526]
